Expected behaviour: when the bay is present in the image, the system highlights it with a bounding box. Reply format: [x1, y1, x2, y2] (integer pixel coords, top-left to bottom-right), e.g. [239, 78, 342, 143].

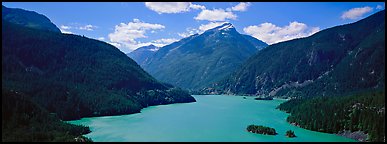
[68, 95, 356, 142]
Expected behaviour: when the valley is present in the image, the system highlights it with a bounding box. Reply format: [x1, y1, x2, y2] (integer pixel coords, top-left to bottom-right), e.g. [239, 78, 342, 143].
[2, 2, 385, 142]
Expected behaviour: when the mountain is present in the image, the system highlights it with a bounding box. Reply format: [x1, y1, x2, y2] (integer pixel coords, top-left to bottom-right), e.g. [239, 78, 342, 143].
[2, 5, 61, 33]
[205, 10, 385, 98]
[2, 8, 195, 121]
[241, 34, 268, 50]
[141, 23, 268, 90]
[127, 44, 160, 66]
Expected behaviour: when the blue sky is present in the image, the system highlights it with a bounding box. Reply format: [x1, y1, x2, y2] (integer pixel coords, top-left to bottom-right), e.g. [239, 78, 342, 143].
[2, 2, 385, 53]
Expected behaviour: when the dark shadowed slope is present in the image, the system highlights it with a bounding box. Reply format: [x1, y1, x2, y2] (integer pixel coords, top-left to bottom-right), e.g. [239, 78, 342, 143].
[2, 5, 61, 33]
[2, 10, 195, 121]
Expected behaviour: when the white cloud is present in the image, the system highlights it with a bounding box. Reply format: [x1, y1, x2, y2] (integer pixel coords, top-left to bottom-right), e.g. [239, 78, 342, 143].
[178, 27, 200, 37]
[194, 9, 237, 21]
[121, 38, 177, 52]
[231, 2, 251, 12]
[79, 24, 97, 31]
[341, 6, 373, 20]
[108, 42, 122, 48]
[59, 25, 73, 34]
[108, 19, 166, 52]
[189, 3, 206, 10]
[376, 4, 384, 10]
[60, 29, 73, 34]
[152, 38, 178, 44]
[145, 2, 205, 14]
[60, 25, 71, 30]
[59, 24, 97, 33]
[243, 21, 320, 45]
[97, 37, 105, 41]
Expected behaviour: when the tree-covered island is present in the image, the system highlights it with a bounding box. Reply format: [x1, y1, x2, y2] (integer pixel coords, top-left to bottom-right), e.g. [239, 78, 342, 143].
[246, 125, 277, 135]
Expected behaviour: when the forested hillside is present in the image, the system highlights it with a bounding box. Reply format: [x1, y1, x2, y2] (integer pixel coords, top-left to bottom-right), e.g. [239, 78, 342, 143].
[2, 5, 60, 32]
[2, 20, 195, 121]
[277, 90, 385, 142]
[205, 10, 385, 98]
[2, 89, 92, 142]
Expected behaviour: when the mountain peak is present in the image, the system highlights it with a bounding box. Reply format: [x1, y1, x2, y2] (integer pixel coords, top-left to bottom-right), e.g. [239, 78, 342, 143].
[205, 22, 235, 33]
[216, 22, 234, 31]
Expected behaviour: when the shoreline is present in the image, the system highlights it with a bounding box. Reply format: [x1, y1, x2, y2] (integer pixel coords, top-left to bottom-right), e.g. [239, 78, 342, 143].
[68, 94, 363, 142]
[288, 120, 366, 142]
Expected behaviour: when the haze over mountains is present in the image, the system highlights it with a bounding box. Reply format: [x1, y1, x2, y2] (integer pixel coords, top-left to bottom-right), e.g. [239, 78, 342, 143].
[127, 44, 160, 66]
[130, 23, 268, 90]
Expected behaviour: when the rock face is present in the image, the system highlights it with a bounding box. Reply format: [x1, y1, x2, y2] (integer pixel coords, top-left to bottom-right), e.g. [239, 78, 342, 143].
[337, 130, 368, 142]
[142, 23, 268, 90]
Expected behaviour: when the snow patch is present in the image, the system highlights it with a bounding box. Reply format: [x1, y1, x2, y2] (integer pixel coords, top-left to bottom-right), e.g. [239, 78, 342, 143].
[218, 23, 234, 31]
[148, 47, 160, 52]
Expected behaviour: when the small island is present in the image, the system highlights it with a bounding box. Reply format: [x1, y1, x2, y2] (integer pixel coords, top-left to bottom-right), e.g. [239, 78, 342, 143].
[254, 97, 273, 100]
[285, 130, 296, 138]
[246, 125, 277, 135]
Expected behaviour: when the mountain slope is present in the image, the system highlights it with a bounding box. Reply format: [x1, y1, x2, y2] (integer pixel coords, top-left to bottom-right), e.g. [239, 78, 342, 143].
[127, 44, 159, 66]
[206, 10, 385, 97]
[2, 18, 195, 120]
[2, 89, 92, 142]
[142, 23, 268, 90]
[2, 5, 60, 33]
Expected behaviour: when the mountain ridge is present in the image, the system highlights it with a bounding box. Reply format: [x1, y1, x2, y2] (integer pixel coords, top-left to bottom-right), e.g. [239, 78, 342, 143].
[204, 10, 385, 98]
[2, 5, 61, 33]
[141, 22, 268, 90]
[2, 7, 196, 121]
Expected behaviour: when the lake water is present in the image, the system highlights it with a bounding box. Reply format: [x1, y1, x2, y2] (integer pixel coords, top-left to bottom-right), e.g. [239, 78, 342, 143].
[67, 95, 356, 142]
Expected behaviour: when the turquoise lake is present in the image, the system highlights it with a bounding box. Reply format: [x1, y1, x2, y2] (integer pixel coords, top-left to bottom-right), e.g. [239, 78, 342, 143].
[68, 95, 356, 142]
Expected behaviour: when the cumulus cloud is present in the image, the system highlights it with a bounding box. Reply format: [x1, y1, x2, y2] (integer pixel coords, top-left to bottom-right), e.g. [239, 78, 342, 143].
[230, 2, 251, 12]
[145, 2, 205, 14]
[107, 19, 172, 52]
[341, 6, 373, 20]
[194, 9, 237, 21]
[243, 21, 320, 45]
[189, 3, 206, 10]
[178, 27, 200, 37]
[97, 37, 105, 40]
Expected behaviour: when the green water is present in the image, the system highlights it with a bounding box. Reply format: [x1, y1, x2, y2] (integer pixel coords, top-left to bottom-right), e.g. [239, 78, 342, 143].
[68, 95, 356, 142]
